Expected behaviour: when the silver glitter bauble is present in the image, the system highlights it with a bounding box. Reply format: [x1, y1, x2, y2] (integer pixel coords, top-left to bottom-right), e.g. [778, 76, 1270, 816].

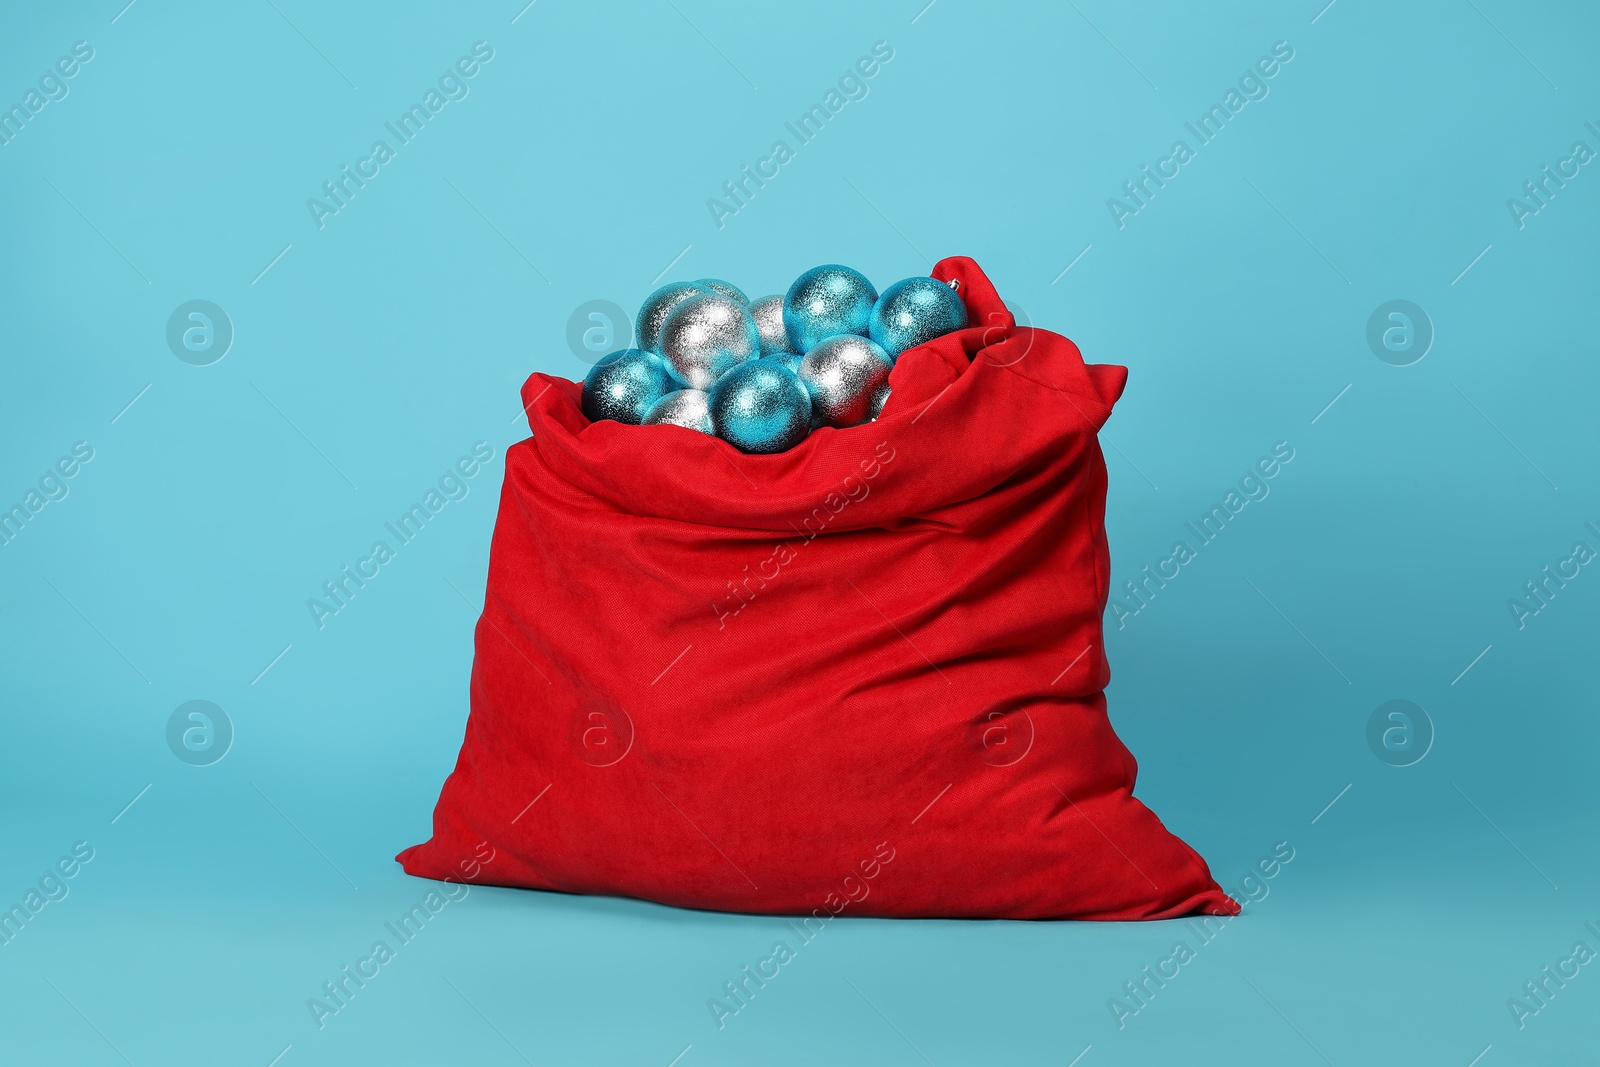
[659, 292, 761, 390]
[749, 294, 794, 355]
[642, 389, 713, 434]
[868, 384, 890, 421]
[581, 349, 674, 425]
[868, 276, 969, 359]
[696, 278, 749, 305]
[797, 334, 894, 428]
[709, 361, 812, 454]
[636, 281, 710, 353]
[783, 264, 878, 353]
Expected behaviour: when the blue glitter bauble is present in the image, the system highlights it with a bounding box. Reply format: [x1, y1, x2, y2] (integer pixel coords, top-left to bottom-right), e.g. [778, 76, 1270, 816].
[868, 276, 969, 359]
[783, 265, 878, 353]
[636, 281, 710, 353]
[695, 278, 749, 305]
[658, 293, 761, 390]
[709, 360, 812, 454]
[581, 349, 674, 425]
[798, 334, 893, 428]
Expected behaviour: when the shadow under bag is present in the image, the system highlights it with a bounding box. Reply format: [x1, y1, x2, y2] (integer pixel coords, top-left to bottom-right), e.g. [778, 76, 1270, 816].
[400, 256, 1238, 921]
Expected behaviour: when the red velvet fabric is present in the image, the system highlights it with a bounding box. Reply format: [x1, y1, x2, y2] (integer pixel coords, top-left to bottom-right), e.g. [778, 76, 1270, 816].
[399, 256, 1238, 921]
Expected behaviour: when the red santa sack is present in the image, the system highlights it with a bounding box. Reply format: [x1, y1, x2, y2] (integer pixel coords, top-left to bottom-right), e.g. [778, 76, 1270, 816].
[398, 256, 1238, 921]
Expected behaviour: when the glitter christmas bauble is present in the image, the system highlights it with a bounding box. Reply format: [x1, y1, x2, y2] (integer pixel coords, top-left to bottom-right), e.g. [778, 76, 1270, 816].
[581, 349, 674, 425]
[869, 276, 969, 360]
[797, 334, 894, 428]
[783, 264, 878, 353]
[696, 278, 749, 305]
[642, 389, 713, 434]
[709, 360, 812, 454]
[658, 293, 761, 390]
[868, 384, 890, 421]
[749, 294, 794, 355]
[636, 281, 710, 353]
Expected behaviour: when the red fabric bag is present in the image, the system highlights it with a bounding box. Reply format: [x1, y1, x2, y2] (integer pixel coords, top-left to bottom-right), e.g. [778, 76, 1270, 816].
[399, 256, 1238, 921]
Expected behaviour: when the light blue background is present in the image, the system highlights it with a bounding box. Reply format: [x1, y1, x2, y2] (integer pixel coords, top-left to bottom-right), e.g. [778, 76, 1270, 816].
[2, 1, 1596, 1063]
